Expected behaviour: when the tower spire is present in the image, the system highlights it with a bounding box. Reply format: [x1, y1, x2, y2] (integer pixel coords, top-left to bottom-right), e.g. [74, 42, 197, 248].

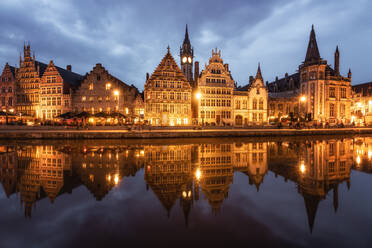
[184, 24, 190, 45]
[334, 45, 340, 76]
[305, 25, 321, 63]
[256, 63, 263, 80]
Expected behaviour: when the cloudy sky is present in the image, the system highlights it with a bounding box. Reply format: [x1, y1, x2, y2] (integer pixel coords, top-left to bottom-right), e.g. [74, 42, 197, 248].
[0, 0, 371, 91]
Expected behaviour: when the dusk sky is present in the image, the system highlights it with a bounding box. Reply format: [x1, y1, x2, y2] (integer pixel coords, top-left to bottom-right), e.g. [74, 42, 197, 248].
[0, 0, 371, 91]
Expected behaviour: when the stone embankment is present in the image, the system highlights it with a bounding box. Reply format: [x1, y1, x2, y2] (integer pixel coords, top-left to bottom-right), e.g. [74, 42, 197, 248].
[0, 126, 371, 139]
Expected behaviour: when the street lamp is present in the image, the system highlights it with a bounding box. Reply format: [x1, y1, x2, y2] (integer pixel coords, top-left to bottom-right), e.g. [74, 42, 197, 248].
[298, 95, 307, 120]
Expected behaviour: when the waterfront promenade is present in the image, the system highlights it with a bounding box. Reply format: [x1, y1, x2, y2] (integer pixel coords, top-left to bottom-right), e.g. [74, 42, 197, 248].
[0, 126, 371, 139]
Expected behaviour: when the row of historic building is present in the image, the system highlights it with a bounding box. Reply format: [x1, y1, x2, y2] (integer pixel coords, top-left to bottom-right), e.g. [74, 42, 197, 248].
[0, 25, 370, 125]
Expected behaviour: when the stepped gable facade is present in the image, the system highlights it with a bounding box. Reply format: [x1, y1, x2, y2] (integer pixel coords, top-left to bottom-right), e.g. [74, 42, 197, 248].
[72, 63, 138, 118]
[144, 47, 192, 126]
[40, 60, 83, 120]
[0, 63, 16, 112]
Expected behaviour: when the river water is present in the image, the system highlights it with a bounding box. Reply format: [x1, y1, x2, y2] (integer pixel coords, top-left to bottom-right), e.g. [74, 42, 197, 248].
[0, 136, 371, 248]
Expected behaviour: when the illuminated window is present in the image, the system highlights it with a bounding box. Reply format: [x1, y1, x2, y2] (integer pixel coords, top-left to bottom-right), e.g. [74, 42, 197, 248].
[330, 103, 335, 117]
[106, 83, 111, 90]
[253, 99, 257, 110]
[329, 87, 335, 98]
[89, 83, 94, 90]
[259, 100, 264, 110]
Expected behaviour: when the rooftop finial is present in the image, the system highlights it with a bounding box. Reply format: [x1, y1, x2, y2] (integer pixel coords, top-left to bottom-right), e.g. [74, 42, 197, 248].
[167, 45, 170, 53]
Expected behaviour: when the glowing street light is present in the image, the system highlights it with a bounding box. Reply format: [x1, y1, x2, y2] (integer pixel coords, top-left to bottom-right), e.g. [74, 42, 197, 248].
[299, 162, 306, 174]
[195, 168, 202, 180]
[114, 174, 119, 185]
[300, 96, 307, 102]
[195, 92, 202, 100]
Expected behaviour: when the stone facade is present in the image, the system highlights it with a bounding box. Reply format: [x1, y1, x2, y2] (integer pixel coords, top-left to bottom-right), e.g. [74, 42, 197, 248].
[144, 48, 192, 126]
[268, 26, 352, 125]
[0, 63, 16, 113]
[197, 49, 234, 126]
[233, 65, 269, 125]
[72, 63, 138, 118]
[351, 82, 372, 125]
[15, 44, 46, 117]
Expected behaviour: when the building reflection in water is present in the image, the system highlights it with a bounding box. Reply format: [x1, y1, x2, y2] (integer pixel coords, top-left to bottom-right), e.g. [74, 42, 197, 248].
[0, 138, 371, 232]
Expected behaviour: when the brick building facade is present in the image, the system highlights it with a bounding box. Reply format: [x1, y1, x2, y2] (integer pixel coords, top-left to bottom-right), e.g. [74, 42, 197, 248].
[72, 63, 138, 119]
[0, 63, 16, 113]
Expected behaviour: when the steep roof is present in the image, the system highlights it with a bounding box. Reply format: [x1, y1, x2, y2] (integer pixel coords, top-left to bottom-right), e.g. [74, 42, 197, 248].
[352, 81, 372, 96]
[35, 61, 48, 77]
[148, 48, 189, 83]
[305, 25, 321, 63]
[267, 73, 300, 93]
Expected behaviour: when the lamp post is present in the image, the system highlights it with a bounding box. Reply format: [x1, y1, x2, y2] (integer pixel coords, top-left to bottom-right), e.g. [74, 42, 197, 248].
[299, 95, 307, 120]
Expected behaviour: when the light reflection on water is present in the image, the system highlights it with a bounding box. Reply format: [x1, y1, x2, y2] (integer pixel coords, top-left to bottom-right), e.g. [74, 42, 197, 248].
[0, 136, 371, 247]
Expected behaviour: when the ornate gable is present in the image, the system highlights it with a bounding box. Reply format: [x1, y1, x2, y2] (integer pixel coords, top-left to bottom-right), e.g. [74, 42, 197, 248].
[146, 48, 190, 88]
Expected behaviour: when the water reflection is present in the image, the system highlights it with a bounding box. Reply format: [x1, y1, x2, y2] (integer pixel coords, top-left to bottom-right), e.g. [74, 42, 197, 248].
[0, 137, 369, 233]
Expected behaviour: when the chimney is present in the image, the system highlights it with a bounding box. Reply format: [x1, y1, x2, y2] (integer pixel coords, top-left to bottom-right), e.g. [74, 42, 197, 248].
[66, 65, 72, 71]
[146, 72, 149, 81]
[194, 61, 199, 86]
[249, 76, 254, 84]
[224, 63, 229, 72]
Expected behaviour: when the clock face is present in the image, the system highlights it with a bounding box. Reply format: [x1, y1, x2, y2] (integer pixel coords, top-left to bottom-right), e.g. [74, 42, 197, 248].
[188, 57, 192, 63]
[182, 57, 187, 63]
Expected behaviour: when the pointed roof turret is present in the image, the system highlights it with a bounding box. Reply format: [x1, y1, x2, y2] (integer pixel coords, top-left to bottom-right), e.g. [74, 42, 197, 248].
[184, 24, 190, 46]
[180, 24, 193, 56]
[303, 193, 321, 233]
[305, 25, 321, 63]
[256, 63, 263, 80]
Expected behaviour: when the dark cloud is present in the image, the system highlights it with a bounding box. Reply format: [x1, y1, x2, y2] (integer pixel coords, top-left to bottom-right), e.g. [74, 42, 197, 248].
[0, 0, 371, 91]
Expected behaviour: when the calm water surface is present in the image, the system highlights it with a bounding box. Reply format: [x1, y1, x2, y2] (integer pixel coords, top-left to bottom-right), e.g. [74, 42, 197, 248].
[0, 136, 371, 248]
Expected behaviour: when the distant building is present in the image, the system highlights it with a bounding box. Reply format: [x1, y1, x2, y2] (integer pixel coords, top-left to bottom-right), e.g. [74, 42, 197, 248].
[72, 63, 138, 121]
[0, 63, 16, 113]
[351, 81, 372, 125]
[144, 47, 192, 126]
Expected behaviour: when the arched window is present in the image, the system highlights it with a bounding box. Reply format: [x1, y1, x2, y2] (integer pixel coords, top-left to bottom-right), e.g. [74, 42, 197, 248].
[252, 99, 257, 110]
[259, 99, 264, 110]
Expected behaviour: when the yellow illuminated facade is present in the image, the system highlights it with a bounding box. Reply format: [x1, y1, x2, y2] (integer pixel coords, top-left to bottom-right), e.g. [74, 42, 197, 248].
[197, 49, 234, 126]
[144, 47, 192, 126]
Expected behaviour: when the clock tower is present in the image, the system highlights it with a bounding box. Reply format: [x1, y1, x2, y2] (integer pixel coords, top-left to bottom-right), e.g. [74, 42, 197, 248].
[180, 24, 194, 82]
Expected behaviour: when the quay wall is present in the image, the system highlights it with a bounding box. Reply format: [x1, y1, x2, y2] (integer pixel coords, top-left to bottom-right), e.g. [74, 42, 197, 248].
[0, 128, 371, 140]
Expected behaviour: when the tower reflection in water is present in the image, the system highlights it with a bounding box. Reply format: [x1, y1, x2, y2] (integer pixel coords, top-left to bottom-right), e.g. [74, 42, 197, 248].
[0, 138, 368, 232]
